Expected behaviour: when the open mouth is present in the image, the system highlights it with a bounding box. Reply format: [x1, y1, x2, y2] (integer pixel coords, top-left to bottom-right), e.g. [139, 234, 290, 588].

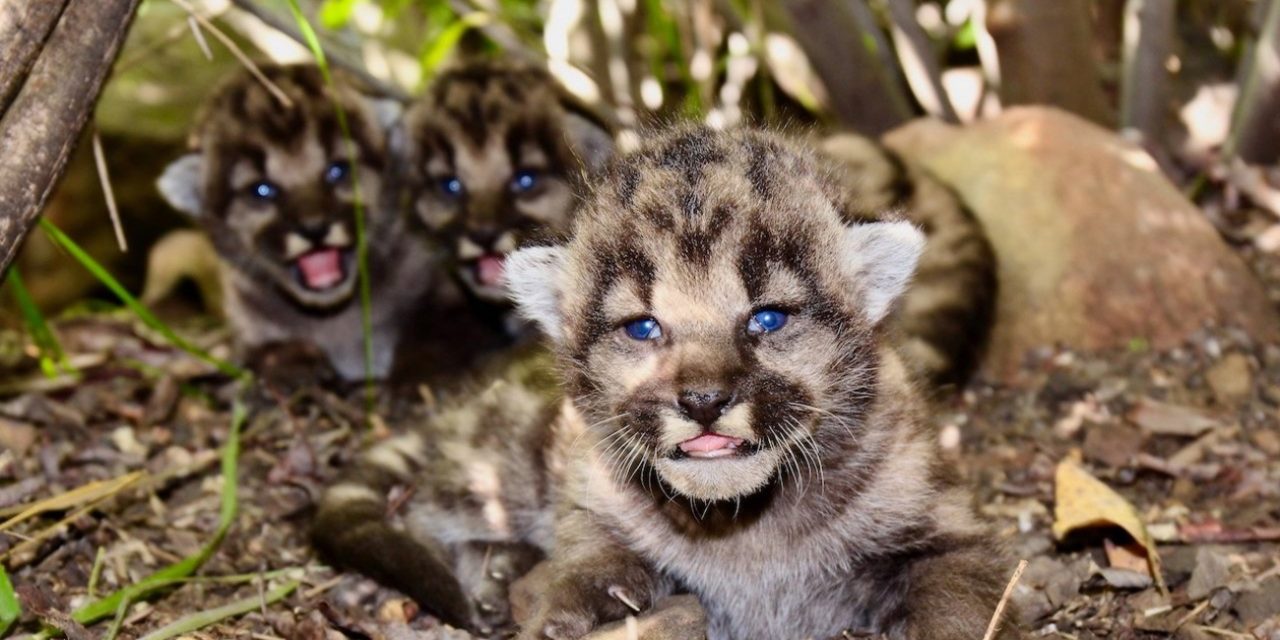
[466, 252, 507, 289]
[292, 247, 352, 291]
[676, 433, 750, 459]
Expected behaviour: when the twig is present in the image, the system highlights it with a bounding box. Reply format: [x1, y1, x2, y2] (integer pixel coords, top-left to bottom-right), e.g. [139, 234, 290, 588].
[982, 559, 1028, 640]
[188, 15, 214, 60]
[92, 130, 127, 252]
[1174, 598, 1211, 629]
[168, 0, 293, 108]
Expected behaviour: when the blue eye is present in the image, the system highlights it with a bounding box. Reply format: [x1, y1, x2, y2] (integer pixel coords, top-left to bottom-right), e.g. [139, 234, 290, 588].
[249, 181, 279, 201]
[439, 176, 464, 198]
[511, 170, 539, 194]
[623, 317, 662, 341]
[324, 160, 350, 184]
[746, 309, 788, 336]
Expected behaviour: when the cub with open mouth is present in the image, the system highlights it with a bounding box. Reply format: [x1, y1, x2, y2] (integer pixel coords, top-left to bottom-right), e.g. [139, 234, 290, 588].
[506, 126, 1021, 640]
[158, 63, 433, 381]
[401, 60, 613, 318]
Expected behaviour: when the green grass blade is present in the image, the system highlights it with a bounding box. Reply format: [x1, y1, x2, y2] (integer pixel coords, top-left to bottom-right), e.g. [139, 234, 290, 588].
[135, 580, 298, 640]
[419, 12, 490, 86]
[0, 565, 20, 636]
[6, 268, 73, 378]
[37, 219, 247, 380]
[284, 0, 376, 411]
[70, 400, 245, 626]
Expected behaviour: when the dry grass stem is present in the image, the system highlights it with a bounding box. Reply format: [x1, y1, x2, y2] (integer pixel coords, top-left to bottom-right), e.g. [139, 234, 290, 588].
[92, 130, 127, 252]
[982, 558, 1028, 640]
[168, 0, 293, 107]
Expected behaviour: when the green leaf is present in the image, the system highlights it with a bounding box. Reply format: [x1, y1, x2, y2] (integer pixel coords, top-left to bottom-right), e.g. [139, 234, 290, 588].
[319, 0, 357, 29]
[0, 565, 20, 636]
[37, 219, 246, 380]
[419, 12, 491, 84]
[69, 401, 245, 626]
[953, 19, 977, 51]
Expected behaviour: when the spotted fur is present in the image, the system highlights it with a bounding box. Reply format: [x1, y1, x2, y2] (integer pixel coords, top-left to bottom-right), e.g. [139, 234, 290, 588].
[821, 134, 997, 392]
[157, 64, 433, 380]
[313, 347, 578, 633]
[506, 126, 1020, 640]
[401, 60, 613, 308]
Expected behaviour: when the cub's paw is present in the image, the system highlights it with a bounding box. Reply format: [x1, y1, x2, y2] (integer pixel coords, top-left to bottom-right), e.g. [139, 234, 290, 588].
[518, 580, 647, 640]
[244, 339, 338, 391]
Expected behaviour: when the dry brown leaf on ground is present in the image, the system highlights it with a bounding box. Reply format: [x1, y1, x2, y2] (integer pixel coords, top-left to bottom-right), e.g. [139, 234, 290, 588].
[1053, 456, 1168, 595]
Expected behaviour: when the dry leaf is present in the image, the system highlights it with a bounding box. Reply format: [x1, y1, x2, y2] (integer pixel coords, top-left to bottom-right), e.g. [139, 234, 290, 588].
[1126, 397, 1220, 437]
[1053, 458, 1167, 595]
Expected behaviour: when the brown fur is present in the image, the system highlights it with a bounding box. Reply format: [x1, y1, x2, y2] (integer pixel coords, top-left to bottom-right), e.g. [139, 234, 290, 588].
[314, 345, 578, 633]
[506, 126, 1020, 640]
[157, 64, 436, 380]
[820, 133, 997, 392]
[400, 59, 612, 307]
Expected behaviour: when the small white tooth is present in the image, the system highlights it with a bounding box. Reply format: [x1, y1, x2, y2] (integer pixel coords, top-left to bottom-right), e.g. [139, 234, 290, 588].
[457, 237, 485, 260]
[325, 223, 351, 248]
[284, 233, 311, 259]
[494, 231, 518, 254]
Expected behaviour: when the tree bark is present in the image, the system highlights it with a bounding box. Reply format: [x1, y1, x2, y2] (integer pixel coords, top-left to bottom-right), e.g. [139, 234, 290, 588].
[1229, 0, 1280, 164]
[986, 0, 1114, 125]
[0, 1, 70, 114]
[780, 0, 912, 136]
[1119, 0, 1176, 142]
[0, 0, 141, 279]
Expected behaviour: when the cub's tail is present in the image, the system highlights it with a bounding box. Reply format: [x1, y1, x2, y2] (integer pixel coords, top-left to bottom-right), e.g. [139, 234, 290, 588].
[821, 134, 997, 393]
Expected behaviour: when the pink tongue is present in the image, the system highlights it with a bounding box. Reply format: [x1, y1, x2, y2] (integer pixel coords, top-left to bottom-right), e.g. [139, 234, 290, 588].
[679, 433, 743, 456]
[475, 254, 506, 287]
[297, 249, 343, 290]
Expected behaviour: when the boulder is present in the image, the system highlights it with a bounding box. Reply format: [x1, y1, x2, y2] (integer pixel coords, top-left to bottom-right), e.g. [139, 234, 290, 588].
[883, 108, 1279, 382]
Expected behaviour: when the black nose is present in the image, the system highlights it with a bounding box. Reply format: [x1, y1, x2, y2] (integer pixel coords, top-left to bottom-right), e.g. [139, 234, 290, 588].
[297, 220, 330, 242]
[467, 227, 500, 249]
[678, 390, 733, 427]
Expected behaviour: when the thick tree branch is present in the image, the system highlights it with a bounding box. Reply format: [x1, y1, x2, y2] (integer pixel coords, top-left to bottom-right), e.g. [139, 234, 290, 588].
[0, 0, 141, 278]
[1119, 0, 1175, 142]
[1229, 0, 1280, 164]
[0, 1, 70, 114]
[780, 0, 911, 136]
[986, 0, 1113, 125]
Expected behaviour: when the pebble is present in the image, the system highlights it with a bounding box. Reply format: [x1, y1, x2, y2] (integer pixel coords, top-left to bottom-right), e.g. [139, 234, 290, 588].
[1205, 352, 1254, 404]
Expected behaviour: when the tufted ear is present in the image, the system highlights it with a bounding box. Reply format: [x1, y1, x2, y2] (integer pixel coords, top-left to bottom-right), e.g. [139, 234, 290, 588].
[841, 221, 925, 325]
[504, 245, 570, 343]
[157, 153, 206, 218]
[563, 111, 615, 173]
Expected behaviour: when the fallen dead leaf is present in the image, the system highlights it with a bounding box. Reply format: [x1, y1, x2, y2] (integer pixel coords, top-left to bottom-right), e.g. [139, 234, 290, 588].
[1053, 457, 1168, 595]
[1127, 397, 1221, 437]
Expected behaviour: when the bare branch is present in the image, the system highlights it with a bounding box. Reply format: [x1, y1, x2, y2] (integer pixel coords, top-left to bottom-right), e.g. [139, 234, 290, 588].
[0, 0, 141, 278]
[0, 1, 71, 113]
[1119, 0, 1176, 142]
[885, 0, 960, 123]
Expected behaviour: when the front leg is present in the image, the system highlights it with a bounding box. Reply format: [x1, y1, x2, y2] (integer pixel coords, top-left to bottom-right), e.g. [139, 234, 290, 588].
[519, 510, 671, 640]
[897, 541, 1023, 640]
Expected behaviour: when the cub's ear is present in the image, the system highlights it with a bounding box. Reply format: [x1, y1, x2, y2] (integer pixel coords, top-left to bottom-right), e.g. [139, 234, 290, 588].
[504, 245, 569, 343]
[563, 111, 615, 173]
[157, 153, 205, 217]
[841, 221, 925, 325]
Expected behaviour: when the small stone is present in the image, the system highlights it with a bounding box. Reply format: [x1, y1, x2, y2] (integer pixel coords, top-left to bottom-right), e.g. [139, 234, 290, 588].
[1206, 352, 1254, 404]
[1187, 547, 1232, 601]
[1083, 424, 1144, 468]
[1234, 580, 1280, 625]
[1251, 428, 1280, 456]
[0, 417, 35, 456]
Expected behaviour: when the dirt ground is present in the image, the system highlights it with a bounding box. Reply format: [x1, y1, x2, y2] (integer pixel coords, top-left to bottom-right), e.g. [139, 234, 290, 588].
[2, 220, 1280, 639]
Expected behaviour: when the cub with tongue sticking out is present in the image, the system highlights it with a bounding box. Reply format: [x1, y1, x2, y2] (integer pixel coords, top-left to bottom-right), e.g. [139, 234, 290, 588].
[505, 126, 1021, 640]
[158, 64, 433, 381]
